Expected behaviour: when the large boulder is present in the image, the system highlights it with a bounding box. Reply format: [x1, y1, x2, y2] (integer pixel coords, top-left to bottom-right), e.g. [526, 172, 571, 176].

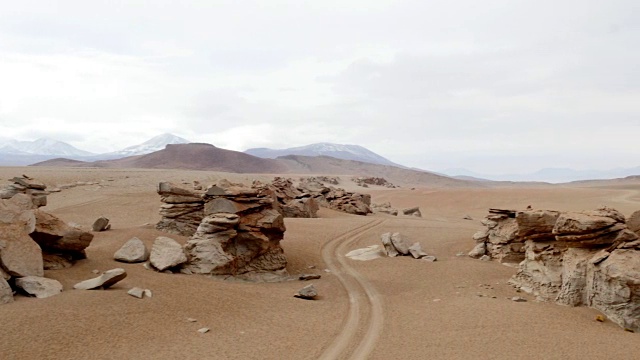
[0, 224, 43, 277]
[516, 210, 560, 241]
[552, 212, 618, 236]
[150, 237, 187, 271]
[15, 276, 63, 298]
[31, 210, 94, 256]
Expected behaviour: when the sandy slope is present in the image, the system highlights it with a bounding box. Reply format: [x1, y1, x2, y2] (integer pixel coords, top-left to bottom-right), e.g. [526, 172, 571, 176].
[1, 167, 639, 359]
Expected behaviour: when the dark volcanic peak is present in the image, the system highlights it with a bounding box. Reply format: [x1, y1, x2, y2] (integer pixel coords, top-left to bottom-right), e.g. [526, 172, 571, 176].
[245, 142, 402, 167]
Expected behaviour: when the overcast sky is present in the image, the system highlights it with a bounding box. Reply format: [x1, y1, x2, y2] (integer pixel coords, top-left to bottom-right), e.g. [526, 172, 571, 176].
[0, 0, 638, 174]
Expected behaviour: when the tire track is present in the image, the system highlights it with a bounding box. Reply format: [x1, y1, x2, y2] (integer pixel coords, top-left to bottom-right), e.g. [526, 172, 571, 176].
[319, 218, 386, 360]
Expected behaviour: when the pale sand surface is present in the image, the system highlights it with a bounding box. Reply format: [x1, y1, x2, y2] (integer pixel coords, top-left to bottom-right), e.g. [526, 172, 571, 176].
[1, 167, 639, 359]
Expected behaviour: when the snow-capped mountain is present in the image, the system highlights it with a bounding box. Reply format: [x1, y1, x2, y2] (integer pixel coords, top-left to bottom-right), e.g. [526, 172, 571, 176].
[245, 142, 401, 167]
[103, 133, 191, 158]
[0, 138, 95, 157]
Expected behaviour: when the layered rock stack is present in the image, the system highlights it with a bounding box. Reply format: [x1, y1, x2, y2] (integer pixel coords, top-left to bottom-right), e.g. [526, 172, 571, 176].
[469, 206, 640, 332]
[265, 177, 319, 218]
[283, 177, 372, 216]
[155, 182, 205, 236]
[0, 176, 93, 304]
[155, 181, 288, 275]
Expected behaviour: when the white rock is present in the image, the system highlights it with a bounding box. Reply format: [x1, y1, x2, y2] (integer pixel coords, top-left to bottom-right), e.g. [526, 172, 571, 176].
[345, 245, 385, 261]
[381, 232, 399, 257]
[15, 276, 63, 298]
[198, 328, 210, 334]
[390, 232, 412, 255]
[408, 242, 428, 259]
[144, 289, 152, 298]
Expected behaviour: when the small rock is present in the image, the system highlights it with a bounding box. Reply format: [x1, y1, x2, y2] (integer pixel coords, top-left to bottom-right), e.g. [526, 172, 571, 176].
[299, 274, 321, 281]
[479, 255, 491, 261]
[294, 284, 318, 300]
[73, 268, 127, 290]
[595, 315, 605, 322]
[324, 269, 331, 273]
[144, 289, 152, 298]
[127, 287, 144, 299]
[408, 242, 428, 259]
[150, 236, 187, 271]
[187, 318, 197, 322]
[422, 255, 437, 262]
[15, 276, 63, 299]
[456, 252, 466, 257]
[92, 269, 100, 274]
[511, 296, 527, 302]
[92, 216, 110, 232]
[463, 215, 473, 220]
[198, 328, 210, 334]
[468, 243, 487, 259]
[307, 265, 316, 269]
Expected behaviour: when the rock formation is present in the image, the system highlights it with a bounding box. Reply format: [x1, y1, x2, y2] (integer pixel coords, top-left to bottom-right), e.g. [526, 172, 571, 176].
[380, 232, 434, 260]
[298, 177, 372, 216]
[370, 202, 399, 216]
[0, 176, 94, 304]
[265, 177, 319, 218]
[402, 207, 422, 217]
[155, 182, 205, 236]
[154, 180, 288, 277]
[351, 176, 396, 188]
[470, 206, 640, 332]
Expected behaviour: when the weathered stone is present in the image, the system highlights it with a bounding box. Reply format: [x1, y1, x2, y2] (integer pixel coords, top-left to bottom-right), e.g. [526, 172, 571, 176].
[468, 243, 486, 258]
[198, 328, 210, 334]
[42, 253, 74, 270]
[422, 255, 437, 262]
[15, 276, 63, 298]
[144, 289, 152, 298]
[127, 287, 144, 299]
[516, 210, 560, 240]
[294, 284, 317, 300]
[0, 225, 44, 277]
[91, 216, 110, 232]
[150, 237, 187, 271]
[1, 277, 14, 304]
[381, 233, 399, 257]
[73, 268, 127, 290]
[31, 210, 94, 254]
[402, 207, 422, 217]
[553, 212, 618, 235]
[390, 232, 411, 255]
[299, 274, 321, 281]
[408, 242, 428, 259]
[114, 237, 149, 263]
[345, 245, 385, 261]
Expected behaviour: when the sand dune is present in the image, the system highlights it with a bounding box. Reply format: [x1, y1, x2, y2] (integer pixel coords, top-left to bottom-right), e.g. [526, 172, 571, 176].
[1, 167, 639, 359]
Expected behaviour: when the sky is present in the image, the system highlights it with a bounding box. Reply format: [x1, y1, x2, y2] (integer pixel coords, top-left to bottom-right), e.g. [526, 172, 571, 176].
[0, 0, 638, 175]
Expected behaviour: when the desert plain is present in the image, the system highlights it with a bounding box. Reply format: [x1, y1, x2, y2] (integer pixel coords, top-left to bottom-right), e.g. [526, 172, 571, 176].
[1, 166, 640, 360]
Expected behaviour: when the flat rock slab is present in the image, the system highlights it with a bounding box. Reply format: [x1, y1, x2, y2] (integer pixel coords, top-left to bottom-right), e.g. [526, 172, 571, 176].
[15, 276, 63, 298]
[114, 237, 149, 263]
[346, 245, 385, 261]
[127, 287, 144, 299]
[74, 268, 127, 290]
[299, 274, 322, 281]
[408, 242, 428, 259]
[150, 237, 187, 271]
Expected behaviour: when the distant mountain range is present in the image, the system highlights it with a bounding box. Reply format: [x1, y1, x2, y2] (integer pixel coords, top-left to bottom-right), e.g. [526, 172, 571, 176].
[245, 143, 402, 167]
[443, 167, 640, 183]
[0, 133, 190, 165]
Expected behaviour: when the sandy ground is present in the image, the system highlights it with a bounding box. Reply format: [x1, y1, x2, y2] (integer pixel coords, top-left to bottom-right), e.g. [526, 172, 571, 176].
[1, 167, 640, 360]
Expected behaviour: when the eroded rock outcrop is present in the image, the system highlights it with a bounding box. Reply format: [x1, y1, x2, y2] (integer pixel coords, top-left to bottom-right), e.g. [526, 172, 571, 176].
[298, 177, 372, 216]
[266, 177, 319, 218]
[470, 206, 640, 332]
[370, 202, 399, 216]
[155, 182, 205, 236]
[351, 176, 396, 188]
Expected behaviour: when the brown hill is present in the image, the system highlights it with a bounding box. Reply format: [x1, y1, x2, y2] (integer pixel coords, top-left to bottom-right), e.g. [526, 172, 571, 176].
[276, 155, 474, 187]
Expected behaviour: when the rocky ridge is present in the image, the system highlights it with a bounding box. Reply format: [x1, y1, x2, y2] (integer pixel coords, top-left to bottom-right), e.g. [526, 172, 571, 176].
[469, 206, 640, 332]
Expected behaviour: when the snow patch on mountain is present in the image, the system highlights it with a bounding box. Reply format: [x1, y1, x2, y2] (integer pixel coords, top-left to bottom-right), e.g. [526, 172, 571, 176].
[0, 138, 94, 156]
[106, 133, 191, 157]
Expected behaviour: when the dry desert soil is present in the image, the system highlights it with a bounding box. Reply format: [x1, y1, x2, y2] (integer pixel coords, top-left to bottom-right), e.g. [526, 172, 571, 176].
[2, 167, 640, 360]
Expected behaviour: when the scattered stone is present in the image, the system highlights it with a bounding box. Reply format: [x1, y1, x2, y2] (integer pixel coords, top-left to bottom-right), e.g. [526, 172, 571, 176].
[150, 236, 187, 271]
[73, 268, 127, 290]
[15, 276, 63, 298]
[390, 233, 411, 255]
[463, 215, 473, 220]
[468, 243, 487, 259]
[91, 216, 110, 232]
[294, 284, 318, 300]
[307, 265, 316, 269]
[92, 269, 100, 274]
[114, 237, 150, 263]
[351, 177, 395, 188]
[345, 245, 385, 261]
[408, 242, 428, 259]
[299, 274, 321, 281]
[127, 287, 144, 299]
[198, 328, 210, 334]
[187, 318, 197, 322]
[381, 233, 399, 257]
[370, 202, 399, 216]
[144, 289, 152, 298]
[479, 255, 491, 261]
[456, 252, 466, 257]
[596, 315, 605, 322]
[402, 207, 422, 217]
[422, 256, 437, 262]
[511, 297, 527, 302]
